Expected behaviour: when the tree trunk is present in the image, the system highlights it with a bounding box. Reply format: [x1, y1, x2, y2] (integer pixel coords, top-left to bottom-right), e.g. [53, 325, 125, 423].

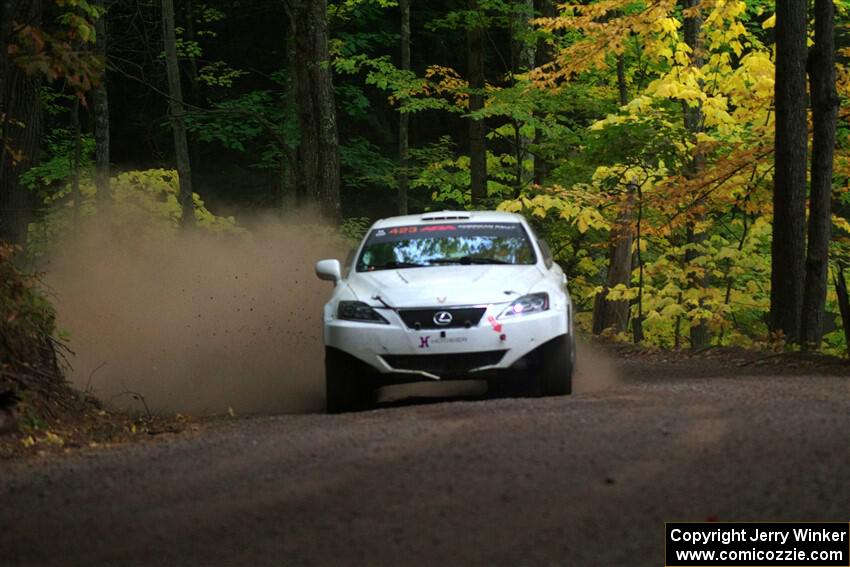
[801, 0, 839, 349]
[0, 0, 43, 245]
[532, 0, 556, 186]
[770, 0, 809, 344]
[282, 36, 298, 213]
[512, 0, 536, 74]
[467, 0, 487, 206]
[616, 53, 627, 107]
[632, 186, 645, 343]
[685, 225, 710, 347]
[592, 186, 635, 334]
[289, 0, 341, 223]
[681, 0, 710, 349]
[398, 0, 410, 215]
[71, 97, 82, 229]
[93, 0, 110, 204]
[512, 0, 535, 192]
[284, 25, 307, 209]
[833, 264, 850, 356]
[591, 57, 633, 334]
[182, 0, 202, 191]
[162, 0, 194, 226]
[306, 0, 341, 223]
[291, 2, 317, 211]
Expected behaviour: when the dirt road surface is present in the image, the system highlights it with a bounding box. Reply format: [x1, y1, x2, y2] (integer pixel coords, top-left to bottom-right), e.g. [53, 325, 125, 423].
[2, 354, 849, 566]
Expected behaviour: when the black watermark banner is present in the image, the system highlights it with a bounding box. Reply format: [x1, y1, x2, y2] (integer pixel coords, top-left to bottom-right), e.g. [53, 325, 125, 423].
[666, 523, 850, 566]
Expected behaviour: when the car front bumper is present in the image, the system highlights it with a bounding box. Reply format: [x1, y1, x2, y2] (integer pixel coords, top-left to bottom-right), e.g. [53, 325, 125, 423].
[324, 304, 570, 381]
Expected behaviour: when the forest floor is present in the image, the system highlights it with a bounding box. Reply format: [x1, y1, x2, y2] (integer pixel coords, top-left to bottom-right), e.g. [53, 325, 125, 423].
[601, 340, 850, 377]
[0, 379, 196, 460]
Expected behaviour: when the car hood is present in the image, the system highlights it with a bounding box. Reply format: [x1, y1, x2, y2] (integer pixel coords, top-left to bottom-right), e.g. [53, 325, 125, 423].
[346, 264, 545, 308]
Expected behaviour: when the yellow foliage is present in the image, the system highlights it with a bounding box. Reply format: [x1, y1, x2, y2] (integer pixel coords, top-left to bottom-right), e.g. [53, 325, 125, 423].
[27, 169, 247, 258]
[511, 0, 849, 348]
[424, 65, 469, 108]
[43, 431, 64, 446]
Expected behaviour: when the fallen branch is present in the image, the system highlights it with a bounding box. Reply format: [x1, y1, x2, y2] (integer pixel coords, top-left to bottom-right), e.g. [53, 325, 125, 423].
[111, 389, 153, 419]
[736, 353, 786, 367]
[84, 362, 107, 394]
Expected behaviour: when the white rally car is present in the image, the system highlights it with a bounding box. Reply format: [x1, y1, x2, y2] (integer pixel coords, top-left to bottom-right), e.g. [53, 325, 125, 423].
[315, 210, 575, 412]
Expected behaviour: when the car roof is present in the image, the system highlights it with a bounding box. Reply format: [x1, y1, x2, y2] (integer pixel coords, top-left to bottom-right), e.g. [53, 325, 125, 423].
[371, 210, 527, 229]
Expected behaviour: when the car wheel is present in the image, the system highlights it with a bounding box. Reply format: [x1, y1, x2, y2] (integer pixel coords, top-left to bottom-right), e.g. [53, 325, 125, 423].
[538, 334, 573, 396]
[325, 347, 370, 413]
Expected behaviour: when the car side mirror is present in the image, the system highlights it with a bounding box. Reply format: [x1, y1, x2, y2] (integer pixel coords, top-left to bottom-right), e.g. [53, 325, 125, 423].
[316, 259, 342, 283]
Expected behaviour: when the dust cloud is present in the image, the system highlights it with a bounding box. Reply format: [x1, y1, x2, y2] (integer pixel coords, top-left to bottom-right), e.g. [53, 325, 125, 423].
[572, 339, 620, 393]
[45, 215, 618, 416]
[46, 215, 347, 416]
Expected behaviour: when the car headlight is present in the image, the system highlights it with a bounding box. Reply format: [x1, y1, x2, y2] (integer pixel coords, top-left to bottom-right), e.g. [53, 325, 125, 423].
[337, 301, 389, 324]
[498, 292, 549, 319]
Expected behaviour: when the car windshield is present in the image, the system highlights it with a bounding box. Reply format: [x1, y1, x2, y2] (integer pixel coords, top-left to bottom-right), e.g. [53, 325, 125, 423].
[356, 222, 536, 271]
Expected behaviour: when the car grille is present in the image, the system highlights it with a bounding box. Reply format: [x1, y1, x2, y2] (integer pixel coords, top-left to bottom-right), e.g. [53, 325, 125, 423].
[398, 307, 487, 330]
[381, 351, 506, 376]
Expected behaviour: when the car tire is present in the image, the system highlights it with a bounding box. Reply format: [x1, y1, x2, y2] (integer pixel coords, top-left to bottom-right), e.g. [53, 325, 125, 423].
[538, 334, 573, 396]
[325, 347, 370, 413]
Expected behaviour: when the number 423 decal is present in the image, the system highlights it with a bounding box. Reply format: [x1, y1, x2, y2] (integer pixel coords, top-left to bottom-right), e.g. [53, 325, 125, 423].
[387, 225, 456, 236]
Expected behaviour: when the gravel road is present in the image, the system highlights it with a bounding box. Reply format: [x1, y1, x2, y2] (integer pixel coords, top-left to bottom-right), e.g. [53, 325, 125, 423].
[1, 356, 849, 566]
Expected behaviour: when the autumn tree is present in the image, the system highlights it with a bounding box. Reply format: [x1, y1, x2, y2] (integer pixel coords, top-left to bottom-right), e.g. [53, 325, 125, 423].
[9, 0, 850, 356]
[681, 0, 709, 349]
[590, 10, 634, 337]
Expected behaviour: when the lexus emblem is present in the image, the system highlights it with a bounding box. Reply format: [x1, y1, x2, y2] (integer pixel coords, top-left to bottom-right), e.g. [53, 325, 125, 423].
[433, 311, 453, 326]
